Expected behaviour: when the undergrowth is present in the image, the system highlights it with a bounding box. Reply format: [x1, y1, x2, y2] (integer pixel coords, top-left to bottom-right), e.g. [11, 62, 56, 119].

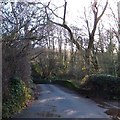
[2, 78, 32, 118]
[80, 74, 120, 100]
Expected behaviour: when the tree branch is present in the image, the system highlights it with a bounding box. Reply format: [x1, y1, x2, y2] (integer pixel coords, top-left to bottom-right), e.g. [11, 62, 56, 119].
[97, 0, 108, 23]
[63, 2, 67, 24]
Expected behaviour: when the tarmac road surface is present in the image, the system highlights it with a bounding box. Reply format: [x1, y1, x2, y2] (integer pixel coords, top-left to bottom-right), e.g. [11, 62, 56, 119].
[13, 84, 110, 118]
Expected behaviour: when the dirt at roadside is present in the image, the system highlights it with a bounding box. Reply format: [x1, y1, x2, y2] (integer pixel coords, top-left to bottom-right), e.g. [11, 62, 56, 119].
[33, 84, 41, 100]
[105, 103, 120, 120]
[105, 108, 120, 119]
[92, 98, 120, 120]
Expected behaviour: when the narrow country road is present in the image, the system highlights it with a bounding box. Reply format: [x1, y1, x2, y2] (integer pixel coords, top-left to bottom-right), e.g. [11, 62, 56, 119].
[13, 84, 110, 118]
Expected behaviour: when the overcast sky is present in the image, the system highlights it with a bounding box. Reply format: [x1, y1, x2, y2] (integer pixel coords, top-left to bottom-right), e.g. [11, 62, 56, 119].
[40, 0, 119, 49]
[7, 0, 120, 29]
[4, 0, 119, 49]
[39, 0, 119, 28]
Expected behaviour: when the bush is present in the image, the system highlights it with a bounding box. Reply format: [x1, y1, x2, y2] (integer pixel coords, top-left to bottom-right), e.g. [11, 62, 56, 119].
[2, 78, 32, 118]
[53, 80, 79, 91]
[31, 63, 42, 83]
[80, 74, 120, 99]
[33, 79, 53, 84]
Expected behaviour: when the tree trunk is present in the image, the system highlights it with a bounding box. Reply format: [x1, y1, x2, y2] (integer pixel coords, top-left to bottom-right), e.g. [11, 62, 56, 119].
[85, 48, 91, 75]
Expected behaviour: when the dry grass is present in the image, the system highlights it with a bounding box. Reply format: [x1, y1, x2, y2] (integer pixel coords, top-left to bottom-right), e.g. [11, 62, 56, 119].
[105, 108, 120, 120]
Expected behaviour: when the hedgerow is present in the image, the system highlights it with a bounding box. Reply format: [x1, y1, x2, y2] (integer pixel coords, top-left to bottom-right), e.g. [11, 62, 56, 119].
[80, 74, 120, 99]
[2, 78, 32, 118]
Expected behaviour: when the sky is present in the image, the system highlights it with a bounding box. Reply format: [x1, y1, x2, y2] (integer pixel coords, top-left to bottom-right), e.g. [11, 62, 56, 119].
[3, 0, 120, 33]
[3, 0, 120, 34]
[41, 0, 119, 50]
[5, 0, 119, 27]
[2, 0, 120, 50]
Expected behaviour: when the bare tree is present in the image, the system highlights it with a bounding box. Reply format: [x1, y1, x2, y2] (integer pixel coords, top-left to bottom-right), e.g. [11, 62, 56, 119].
[44, 0, 108, 75]
[84, 0, 108, 74]
[2, 2, 48, 98]
[108, 2, 120, 77]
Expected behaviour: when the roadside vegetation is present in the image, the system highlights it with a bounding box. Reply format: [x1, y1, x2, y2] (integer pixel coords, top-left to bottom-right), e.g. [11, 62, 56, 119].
[32, 65, 120, 100]
[80, 74, 120, 100]
[2, 0, 120, 118]
[2, 78, 33, 118]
